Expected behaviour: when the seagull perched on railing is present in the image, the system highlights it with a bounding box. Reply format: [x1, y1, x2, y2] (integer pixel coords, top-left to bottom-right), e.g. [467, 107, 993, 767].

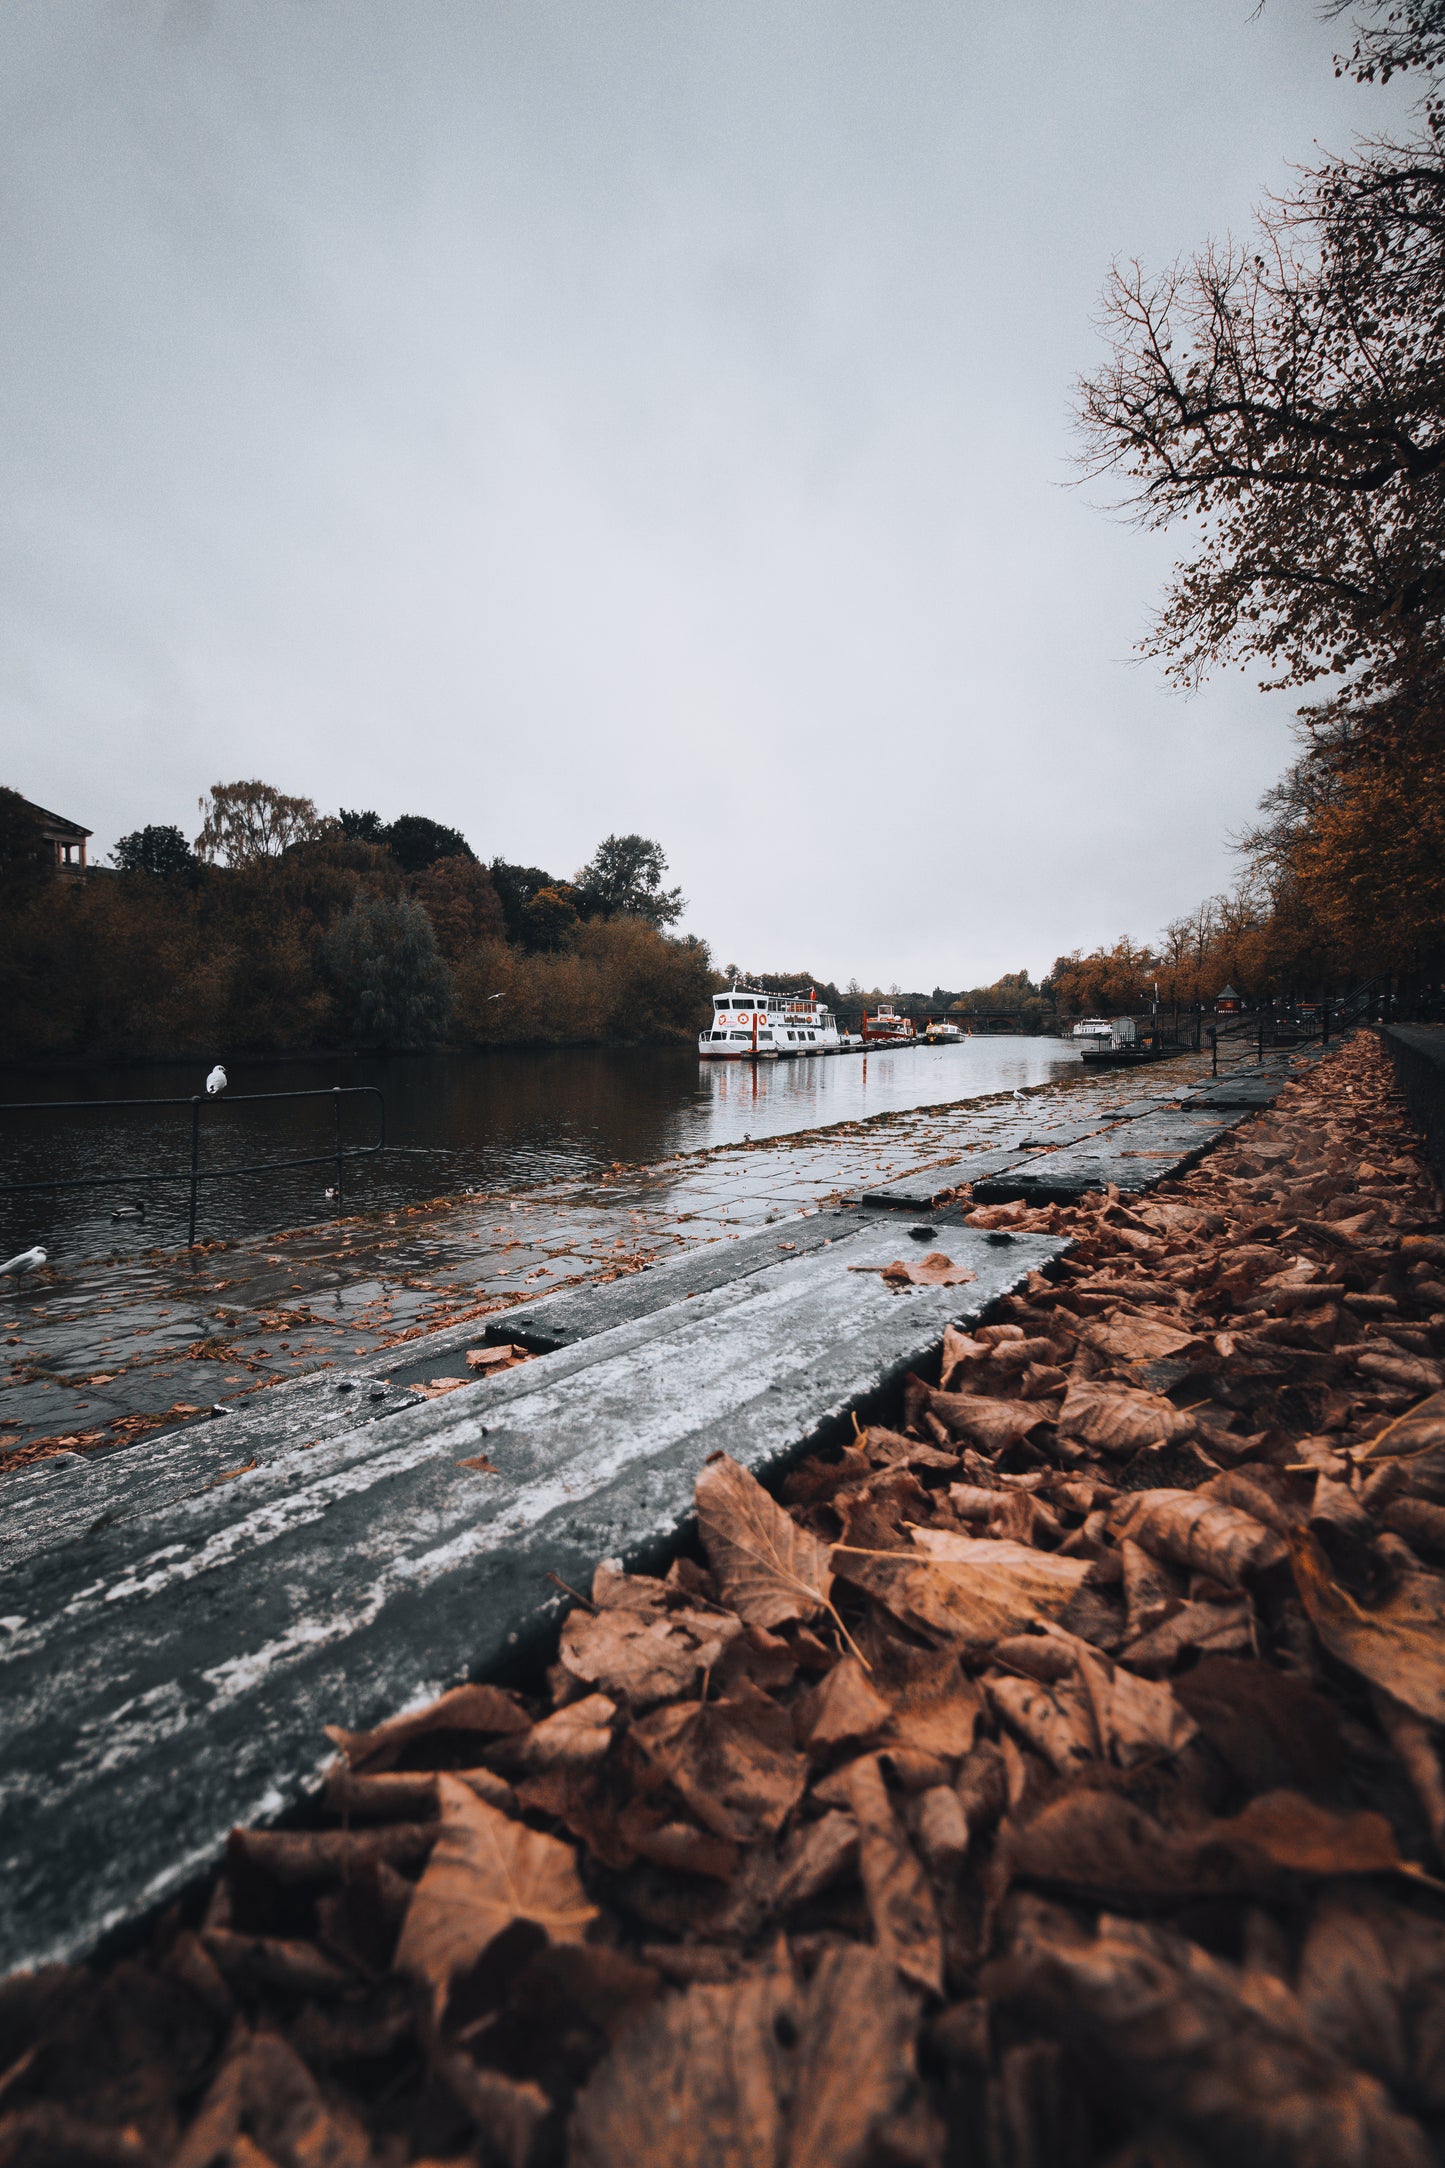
[1, 1246, 46, 1285]
[206, 1064, 228, 1096]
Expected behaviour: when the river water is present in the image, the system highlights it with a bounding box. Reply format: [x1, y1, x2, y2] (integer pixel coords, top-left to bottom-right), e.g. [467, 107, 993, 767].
[0, 1038, 1085, 1263]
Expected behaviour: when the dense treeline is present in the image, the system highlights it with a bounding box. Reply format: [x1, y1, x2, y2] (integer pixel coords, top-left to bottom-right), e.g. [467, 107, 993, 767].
[0, 784, 712, 1059]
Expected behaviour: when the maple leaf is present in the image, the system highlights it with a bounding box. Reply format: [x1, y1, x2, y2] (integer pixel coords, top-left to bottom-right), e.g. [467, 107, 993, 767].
[395, 1776, 597, 2019]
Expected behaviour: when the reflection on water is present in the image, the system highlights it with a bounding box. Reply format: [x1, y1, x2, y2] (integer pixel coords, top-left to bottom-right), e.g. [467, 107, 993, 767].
[0, 1039, 1083, 1261]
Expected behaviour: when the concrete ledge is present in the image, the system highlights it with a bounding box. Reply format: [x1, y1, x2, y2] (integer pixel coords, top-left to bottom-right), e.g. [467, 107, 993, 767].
[862, 1149, 1035, 1210]
[972, 1109, 1247, 1203]
[0, 1218, 1065, 1976]
[1382, 1025, 1445, 1186]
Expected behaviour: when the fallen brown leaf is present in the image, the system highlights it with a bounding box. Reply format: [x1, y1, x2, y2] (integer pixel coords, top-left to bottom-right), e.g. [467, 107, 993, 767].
[569, 1945, 920, 2168]
[919, 1389, 1055, 1452]
[986, 1671, 1098, 1775]
[1293, 1528, 1445, 1726]
[879, 1252, 978, 1288]
[1079, 1313, 1203, 1364]
[173, 2027, 373, 2168]
[695, 1453, 834, 1630]
[1110, 1488, 1288, 1586]
[326, 1682, 529, 1772]
[1057, 1378, 1189, 1456]
[558, 1603, 741, 1711]
[1172, 1655, 1345, 1798]
[1073, 1644, 1199, 1767]
[833, 1531, 1091, 1653]
[1119, 1595, 1254, 1674]
[989, 1896, 1433, 2168]
[795, 1655, 892, 1755]
[394, 1776, 597, 2020]
[631, 1694, 807, 1843]
[846, 1755, 944, 1995]
[1002, 1785, 1403, 1903]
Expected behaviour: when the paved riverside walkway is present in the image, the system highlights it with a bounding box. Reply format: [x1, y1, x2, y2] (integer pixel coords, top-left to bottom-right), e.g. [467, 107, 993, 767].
[3, 1214, 1063, 1974]
[1, 1045, 1261, 1473]
[1, 1039, 1315, 1973]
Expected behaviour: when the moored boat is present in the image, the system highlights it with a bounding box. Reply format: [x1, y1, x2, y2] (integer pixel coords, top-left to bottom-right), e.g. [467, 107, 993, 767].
[698, 986, 843, 1059]
[698, 988, 782, 1058]
[923, 1019, 962, 1043]
[861, 1003, 917, 1046]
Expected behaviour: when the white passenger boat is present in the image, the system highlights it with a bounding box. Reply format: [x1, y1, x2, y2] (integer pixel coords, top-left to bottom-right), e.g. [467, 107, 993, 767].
[923, 1019, 962, 1042]
[861, 1003, 917, 1046]
[698, 987, 843, 1059]
[1071, 1018, 1114, 1042]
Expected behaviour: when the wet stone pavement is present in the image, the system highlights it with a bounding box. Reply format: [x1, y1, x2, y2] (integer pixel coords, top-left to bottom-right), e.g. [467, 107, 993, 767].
[0, 1050, 1226, 1472]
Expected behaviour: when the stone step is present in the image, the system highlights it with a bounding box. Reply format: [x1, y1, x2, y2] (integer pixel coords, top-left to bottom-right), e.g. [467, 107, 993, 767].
[861, 1101, 1190, 1211]
[972, 1108, 1247, 1203]
[861, 1147, 1036, 1210]
[0, 1216, 1066, 1976]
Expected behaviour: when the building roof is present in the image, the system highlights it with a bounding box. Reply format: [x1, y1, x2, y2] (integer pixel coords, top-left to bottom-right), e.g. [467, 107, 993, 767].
[19, 796, 91, 839]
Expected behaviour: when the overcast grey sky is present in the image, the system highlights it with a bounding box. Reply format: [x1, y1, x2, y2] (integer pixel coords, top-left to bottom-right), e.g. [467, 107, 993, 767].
[0, 2, 1412, 987]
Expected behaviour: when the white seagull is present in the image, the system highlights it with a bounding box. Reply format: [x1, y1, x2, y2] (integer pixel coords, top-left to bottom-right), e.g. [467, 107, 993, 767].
[206, 1064, 228, 1096]
[1, 1246, 46, 1283]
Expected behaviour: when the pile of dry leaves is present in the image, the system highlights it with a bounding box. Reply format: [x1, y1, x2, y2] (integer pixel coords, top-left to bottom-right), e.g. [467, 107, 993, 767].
[7, 1033, 1445, 2168]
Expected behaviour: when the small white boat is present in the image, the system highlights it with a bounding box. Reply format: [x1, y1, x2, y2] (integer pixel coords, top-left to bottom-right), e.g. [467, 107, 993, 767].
[1071, 1018, 1114, 1042]
[923, 1019, 962, 1043]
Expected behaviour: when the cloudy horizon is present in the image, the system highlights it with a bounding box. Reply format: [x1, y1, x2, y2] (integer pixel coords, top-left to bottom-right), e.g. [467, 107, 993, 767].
[0, 1, 1412, 987]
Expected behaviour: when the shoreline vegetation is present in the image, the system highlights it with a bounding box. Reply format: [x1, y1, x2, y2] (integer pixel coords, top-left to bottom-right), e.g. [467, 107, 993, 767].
[0, 794, 720, 1062]
[3, 776, 1426, 1072]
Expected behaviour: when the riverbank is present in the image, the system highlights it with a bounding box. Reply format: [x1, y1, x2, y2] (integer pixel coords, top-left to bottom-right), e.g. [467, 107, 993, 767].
[6, 1031, 1445, 2164]
[0, 1050, 1217, 1472]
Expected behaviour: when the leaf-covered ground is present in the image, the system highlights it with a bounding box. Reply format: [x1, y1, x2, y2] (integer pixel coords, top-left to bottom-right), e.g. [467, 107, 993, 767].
[6, 1032, 1445, 2168]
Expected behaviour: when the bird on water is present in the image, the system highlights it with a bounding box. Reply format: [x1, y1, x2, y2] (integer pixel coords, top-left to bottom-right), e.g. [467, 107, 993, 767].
[1, 1247, 46, 1285]
[206, 1064, 228, 1096]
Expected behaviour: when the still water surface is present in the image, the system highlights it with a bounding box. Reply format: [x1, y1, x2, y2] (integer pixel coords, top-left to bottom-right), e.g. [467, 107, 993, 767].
[0, 1039, 1084, 1262]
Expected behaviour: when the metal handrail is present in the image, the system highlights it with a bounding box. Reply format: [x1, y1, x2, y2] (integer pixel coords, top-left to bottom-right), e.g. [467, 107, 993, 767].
[1205, 976, 1392, 1072]
[0, 1085, 385, 1243]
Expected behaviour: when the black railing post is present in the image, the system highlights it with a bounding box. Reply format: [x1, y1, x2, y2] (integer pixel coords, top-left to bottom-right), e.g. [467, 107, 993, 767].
[1257, 1011, 1264, 1065]
[1209, 1026, 1217, 1077]
[187, 1096, 201, 1246]
[1, 1084, 386, 1221]
[1322, 999, 1331, 1046]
